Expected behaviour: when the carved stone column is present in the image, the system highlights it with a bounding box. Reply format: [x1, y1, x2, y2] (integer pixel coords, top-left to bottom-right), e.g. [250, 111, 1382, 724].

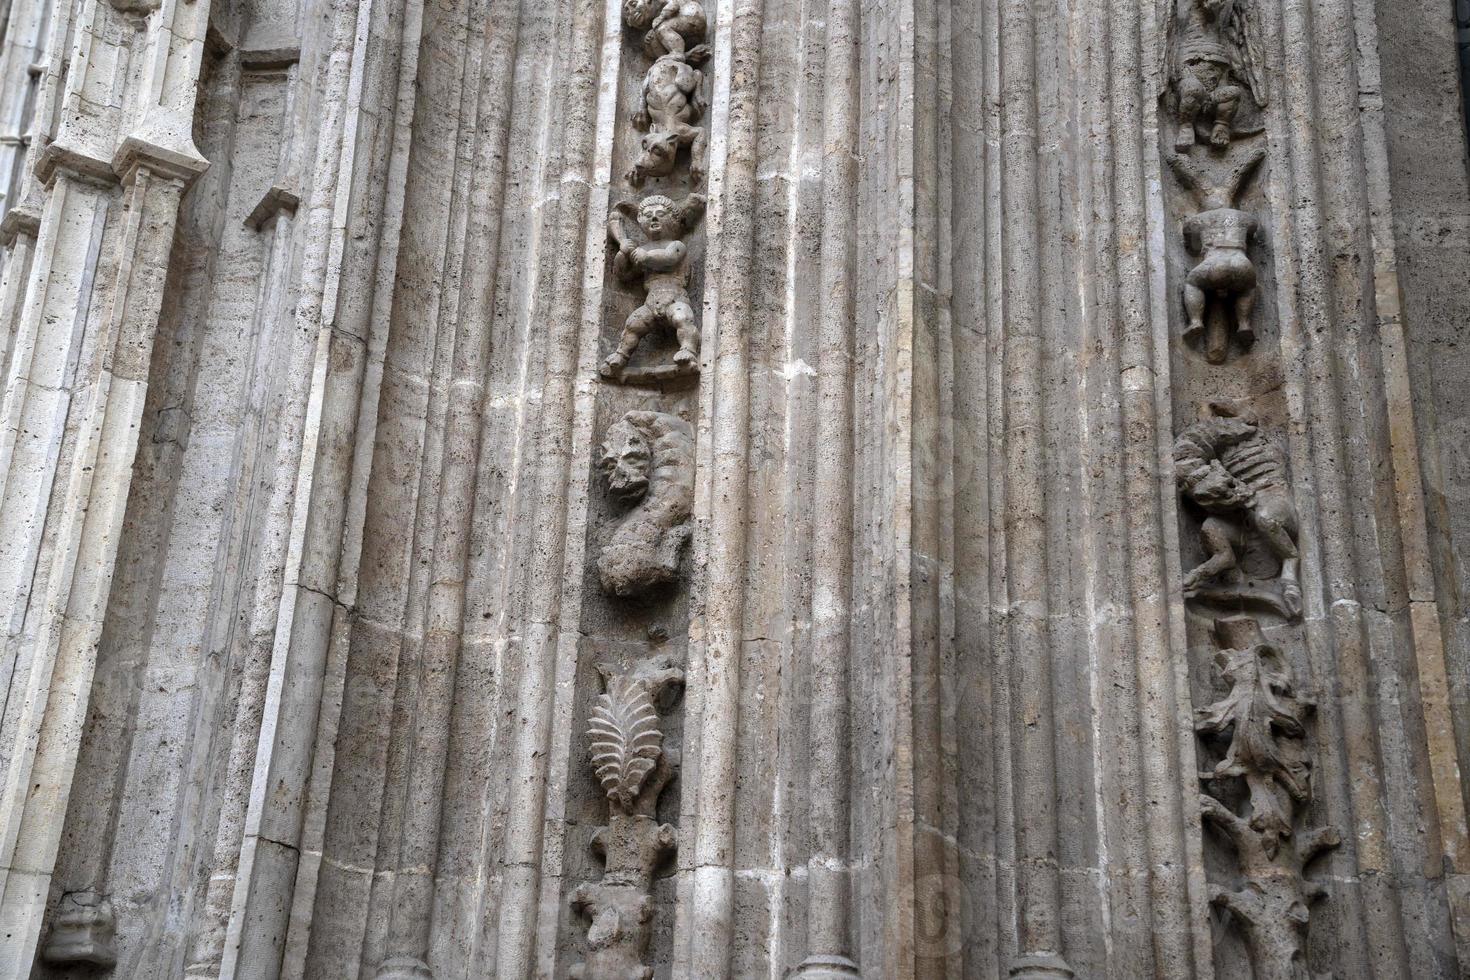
[0, 0, 211, 966]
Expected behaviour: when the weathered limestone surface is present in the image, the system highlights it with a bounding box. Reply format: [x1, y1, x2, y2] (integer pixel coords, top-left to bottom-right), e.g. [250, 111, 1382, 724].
[0, 0, 1467, 976]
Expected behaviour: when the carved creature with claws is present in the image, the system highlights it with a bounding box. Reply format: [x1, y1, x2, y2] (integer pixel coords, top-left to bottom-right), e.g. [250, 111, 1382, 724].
[597, 411, 695, 599]
[622, 0, 708, 61]
[1174, 401, 1301, 620]
[628, 51, 708, 187]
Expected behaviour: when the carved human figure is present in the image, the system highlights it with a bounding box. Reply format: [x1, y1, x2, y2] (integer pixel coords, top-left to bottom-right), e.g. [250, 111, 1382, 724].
[629, 52, 708, 187]
[570, 659, 684, 980]
[1196, 617, 1338, 980]
[1174, 401, 1301, 619]
[604, 195, 705, 380]
[597, 411, 695, 598]
[1167, 145, 1265, 364]
[623, 0, 708, 60]
[1166, 0, 1266, 149]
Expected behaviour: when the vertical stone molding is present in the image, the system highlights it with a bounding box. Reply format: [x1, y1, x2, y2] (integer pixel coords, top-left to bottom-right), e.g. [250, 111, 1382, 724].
[792, 0, 859, 970]
[0, 0, 212, 950]
[0, 0, 1464, 975]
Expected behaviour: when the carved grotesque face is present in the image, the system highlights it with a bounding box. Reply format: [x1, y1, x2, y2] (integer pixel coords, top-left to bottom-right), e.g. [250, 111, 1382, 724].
[599, 420, 652, 503]
[623, 0, 656, 27]
[637, 136, 680, 182]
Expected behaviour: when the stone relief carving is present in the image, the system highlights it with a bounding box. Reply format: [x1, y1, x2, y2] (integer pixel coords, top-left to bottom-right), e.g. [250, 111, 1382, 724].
[623, 0, 709, 61]
[1174, 400, 1301, 620]
[570, 656, 684, 980]
[603, 195, 706, 383]
[1196, 617, 1338, 980]
[1167, 146, 1266, 364]
[40, 891, 117, 968]
[629, 51, 709, 188]
[1165, 0, 1267, 150]
[597, 410, 695, 598]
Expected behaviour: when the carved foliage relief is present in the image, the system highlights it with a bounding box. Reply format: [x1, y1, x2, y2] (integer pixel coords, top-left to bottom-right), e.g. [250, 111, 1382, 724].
[1164, 5, 1338, 976]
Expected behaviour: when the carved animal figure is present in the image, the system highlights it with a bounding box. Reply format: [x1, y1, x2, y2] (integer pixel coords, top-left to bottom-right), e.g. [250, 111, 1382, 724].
[629, 52, 707, 187]
[1166, 0, 1266, 149]
[623, 0, 708, 60]
[597, 411, 695, 598]
[1168, 145, 1265, 364]
[1174, 402, 1301, 619]
[604, 195, 706, 379]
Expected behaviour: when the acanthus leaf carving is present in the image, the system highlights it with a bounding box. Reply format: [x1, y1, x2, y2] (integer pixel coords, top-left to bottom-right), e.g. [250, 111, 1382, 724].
[571, 658, 684, 980]
[1195, 617, 1338, 980]
[589, 675, 664, 809]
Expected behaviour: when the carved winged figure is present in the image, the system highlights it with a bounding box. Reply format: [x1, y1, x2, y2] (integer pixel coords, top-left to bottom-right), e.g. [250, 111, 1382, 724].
[629, 51, 708, 187]
[623, 0, 709, 60]
[1174, 401, 1301, 620]
[596, 410, 695, 598]
[604, 195, 706, 380]
[1166, 0, 1267, 149]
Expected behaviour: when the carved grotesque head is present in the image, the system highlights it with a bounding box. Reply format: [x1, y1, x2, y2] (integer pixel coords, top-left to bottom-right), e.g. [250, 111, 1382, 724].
[1203, 398, 1260, 440]
[599, 416, 652, 504]
[636, 136, 681, 184]
[622, 0, 657, 27]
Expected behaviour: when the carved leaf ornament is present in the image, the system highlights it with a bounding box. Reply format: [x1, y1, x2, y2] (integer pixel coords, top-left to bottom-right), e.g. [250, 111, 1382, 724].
[589, 678, 663, 809]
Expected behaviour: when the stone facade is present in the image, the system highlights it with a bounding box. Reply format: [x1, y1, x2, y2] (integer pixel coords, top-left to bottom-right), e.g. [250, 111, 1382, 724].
[0, 0, 1468, 975]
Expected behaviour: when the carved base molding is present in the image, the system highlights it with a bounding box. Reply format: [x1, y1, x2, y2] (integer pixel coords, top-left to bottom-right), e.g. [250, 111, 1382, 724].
[1007, 952, 1075, 979]
[790, 954, 864, 978]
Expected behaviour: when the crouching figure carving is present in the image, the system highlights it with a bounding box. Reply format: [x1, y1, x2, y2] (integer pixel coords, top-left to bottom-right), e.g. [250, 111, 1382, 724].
[1165, 0, 1266, 150]
[604, 194, 706, 382]
[597, 410, 695, 599]
[1174, 401, 1301, 620]
[570, 658, 684, 980]
[1196, 617, 1338, 980]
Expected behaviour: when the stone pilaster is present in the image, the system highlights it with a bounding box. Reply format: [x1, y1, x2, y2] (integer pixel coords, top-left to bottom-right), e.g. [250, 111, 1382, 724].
[0, 0, 211, 967]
